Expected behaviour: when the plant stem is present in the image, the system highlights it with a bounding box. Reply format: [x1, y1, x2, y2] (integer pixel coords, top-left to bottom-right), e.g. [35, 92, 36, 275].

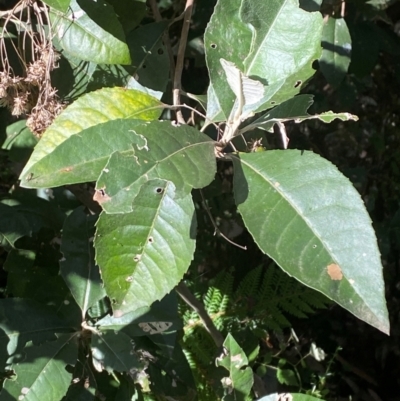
[173, 0, 194, 124]
[175, 281, 224, 347]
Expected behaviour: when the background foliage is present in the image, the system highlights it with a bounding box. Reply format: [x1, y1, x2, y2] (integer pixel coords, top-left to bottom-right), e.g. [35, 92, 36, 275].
[0, 0, 399, 400]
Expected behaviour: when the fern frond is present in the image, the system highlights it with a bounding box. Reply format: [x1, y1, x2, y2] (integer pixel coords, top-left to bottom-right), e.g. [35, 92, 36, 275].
[237, 265, 263, 298]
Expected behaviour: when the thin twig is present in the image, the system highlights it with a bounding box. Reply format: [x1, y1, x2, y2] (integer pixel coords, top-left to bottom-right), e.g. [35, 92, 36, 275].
[175, 281, 224, 347]
[0, 0, 26, 19]
[200, 189, 247, 250]
[173, 0, 194, 124]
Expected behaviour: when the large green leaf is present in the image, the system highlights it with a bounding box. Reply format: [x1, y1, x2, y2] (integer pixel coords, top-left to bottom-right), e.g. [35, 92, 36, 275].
[91, 331, 142, 373]
[51, 0, 130, 65]
[60, 207, 106, 317]
[95, 179, 196, 316]
[19, 119, 147, 189]
[19, 88, 162, 186]
[216, 334, 253, 401]
[0, 299, 72, 369]
[95, 121, 216, 213]
[0, 334, 78, 401]
[204, 0, 323, 121]
[320, 17, 352, 87]
[232, 151, 389, 334]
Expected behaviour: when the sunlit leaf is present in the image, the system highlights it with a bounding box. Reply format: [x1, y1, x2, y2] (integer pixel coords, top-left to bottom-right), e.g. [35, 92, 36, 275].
[95, 180, 196, 316]
[216, 334, 253, 401]
[51, 0, 130, 65]
[20, 88, 162, 186]
[0, 334, 78, 401]
[232, 151, 389, 334]
[205, 0, 323, 121]
[95, 121, 216, 213]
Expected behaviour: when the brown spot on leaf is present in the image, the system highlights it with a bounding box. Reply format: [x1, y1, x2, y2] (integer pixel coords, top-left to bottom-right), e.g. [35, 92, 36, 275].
[327, 263, 343, 280]
[61, 166, 73, 172]
[93, 188, 111, 204]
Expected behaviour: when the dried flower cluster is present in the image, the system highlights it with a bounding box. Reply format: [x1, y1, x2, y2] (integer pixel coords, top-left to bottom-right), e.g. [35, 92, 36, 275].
[0, 0, 65, 136]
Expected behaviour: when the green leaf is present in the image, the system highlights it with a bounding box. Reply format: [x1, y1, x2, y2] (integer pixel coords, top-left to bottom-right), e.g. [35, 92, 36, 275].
[20, 88, 162, 187]
[0, 334, 78, 401]
[215, 334, 253, 401]
[241, 95, 315, 134]
[232, 151, 389, 334]
[95, 121, 216, 213]
[42, 0, 70, 12]
[204, 0, 323, 121]
[320, 17, 352, 87]
[1, 120, 37, 163]
[60, 207, 106, 317]
[51, 0, 131, 65]
[0, 299, 72, 370]
[91, 331, 142, 373]
[19, 119, 148, 188]
[95, 179, 196, 316]
[0, 203, 31, 248]
[126, 77, 164, 100]
[242, 95, 358, 134]
[277, 367, 298, 386]
[127, 21, 170, 92]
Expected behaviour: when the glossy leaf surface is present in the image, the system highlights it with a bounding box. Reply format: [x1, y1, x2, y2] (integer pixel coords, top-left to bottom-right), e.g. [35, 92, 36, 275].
[95, 180, 196, 316]
[95, 121, 216, 213]
[205, 0, 323, 121]
[232, 151, 389, 333]
[52, 0, 130, 65]
[19, 119, 147, 188]
[20, 88, 162, 185]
